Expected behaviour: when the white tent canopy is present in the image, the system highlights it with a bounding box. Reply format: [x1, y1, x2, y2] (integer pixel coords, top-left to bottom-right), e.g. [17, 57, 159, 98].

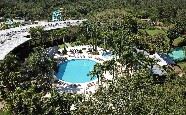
[149, 53, 167, 66]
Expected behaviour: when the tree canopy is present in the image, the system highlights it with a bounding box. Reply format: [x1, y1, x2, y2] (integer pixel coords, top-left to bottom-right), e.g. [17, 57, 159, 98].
[0, 0, 186, 114]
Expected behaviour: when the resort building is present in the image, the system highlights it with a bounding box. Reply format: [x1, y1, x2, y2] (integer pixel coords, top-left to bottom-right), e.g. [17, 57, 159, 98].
[135, 48, 182, 77]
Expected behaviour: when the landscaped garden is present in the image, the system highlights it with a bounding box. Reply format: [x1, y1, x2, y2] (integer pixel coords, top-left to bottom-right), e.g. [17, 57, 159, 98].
[0, 0, 186, 114]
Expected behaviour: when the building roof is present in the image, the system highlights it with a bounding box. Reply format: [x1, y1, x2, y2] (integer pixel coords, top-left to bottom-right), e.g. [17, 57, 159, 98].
[135, 48, 169, 66]
[158, 53, 175, 65]
[149, 53, 167, 66]
[152, 65, 167, 76]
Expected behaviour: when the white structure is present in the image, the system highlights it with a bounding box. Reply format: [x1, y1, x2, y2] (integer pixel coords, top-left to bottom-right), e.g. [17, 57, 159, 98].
[135, 48, 167, 76]
[0, 19, 87, 60]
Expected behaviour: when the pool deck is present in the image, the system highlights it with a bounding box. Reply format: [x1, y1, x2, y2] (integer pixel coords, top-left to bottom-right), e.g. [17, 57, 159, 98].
[53, 45, 113, 95]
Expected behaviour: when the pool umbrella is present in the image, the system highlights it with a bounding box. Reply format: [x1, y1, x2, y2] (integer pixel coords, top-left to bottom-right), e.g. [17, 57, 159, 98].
[158, 53, 175, 65]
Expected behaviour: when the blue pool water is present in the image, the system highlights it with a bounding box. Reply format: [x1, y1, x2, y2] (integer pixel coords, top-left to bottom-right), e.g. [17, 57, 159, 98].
[168, 47, 186, 61]
[56, 59, 97, 83]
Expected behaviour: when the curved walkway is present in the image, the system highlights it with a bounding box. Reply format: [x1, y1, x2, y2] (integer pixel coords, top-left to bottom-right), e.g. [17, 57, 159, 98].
[0, 19, 87, 60]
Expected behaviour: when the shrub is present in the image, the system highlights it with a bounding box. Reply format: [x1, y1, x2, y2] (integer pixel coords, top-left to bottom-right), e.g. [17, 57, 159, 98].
[91, 51, 99, 55]
[78, 50, 83, 53]
[63, 47, 67, 54]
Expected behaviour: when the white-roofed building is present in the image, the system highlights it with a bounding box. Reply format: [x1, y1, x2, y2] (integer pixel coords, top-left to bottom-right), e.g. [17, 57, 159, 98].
[135, 48, 171, 76]
[149, 53, 168, 66]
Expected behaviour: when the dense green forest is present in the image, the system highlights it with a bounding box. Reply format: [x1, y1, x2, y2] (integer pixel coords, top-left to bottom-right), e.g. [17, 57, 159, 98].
[0, 0, 186, 22]
[0, 0, 186, 114]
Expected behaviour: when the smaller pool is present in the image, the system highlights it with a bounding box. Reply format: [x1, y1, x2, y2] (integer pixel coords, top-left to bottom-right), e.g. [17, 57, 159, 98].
[56, 59, 97, 83]
[168, 47, 186, 61]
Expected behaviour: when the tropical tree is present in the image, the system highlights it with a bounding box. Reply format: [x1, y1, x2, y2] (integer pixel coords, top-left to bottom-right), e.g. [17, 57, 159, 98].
[0, 54, 21, 99]
[21, 47, 55, 91]
[88, 63, 104, 85]
[167, 27, 180, 48]
[29, 27, 45, 46]
[99, 26, 110, 49]
[6, 87, 78, 115]
[103, 59, 117, 80]
[0, 47, 82, 114]
[74, 67, 186, 114]
[81, 21, 99, 51]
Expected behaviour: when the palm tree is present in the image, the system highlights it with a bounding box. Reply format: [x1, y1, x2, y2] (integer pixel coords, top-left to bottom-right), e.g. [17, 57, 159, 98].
[0, 53, 21, 98]
[29, 27, 45, 46]
[103, 59, 117, 81]
[167, 27, 180, 48]
[101, 30, 110, 49]
[22, 47, 54, 91]
[84, 21, 99, 51]
[88, 63, 104, 85]
[48, 30, 56, 45]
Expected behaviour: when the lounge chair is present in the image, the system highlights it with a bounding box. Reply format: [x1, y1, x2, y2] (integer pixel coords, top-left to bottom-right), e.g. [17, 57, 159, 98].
[92, 83, 95, 86]
[89, 83, 93, 87]
[59, 82, 63, 85]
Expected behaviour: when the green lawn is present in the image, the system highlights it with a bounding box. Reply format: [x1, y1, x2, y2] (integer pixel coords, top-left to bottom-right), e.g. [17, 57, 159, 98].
[173, 37, 185, 47]
[145, 29, 166, 36]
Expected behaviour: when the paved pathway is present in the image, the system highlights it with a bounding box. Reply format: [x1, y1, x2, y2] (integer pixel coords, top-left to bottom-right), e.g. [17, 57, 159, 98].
[0, 19, 86, 60]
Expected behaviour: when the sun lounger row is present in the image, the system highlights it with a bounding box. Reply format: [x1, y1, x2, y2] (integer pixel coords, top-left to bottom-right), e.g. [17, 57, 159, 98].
[70, 49, 79, 53]
[68, 54, 75, 57]
[69, 84, 81, 88]
[58, 89, 78, 94]
[95, 57, 104, 61]
[87, 82, 96, 87]
[85, 90, 93, 94]
[64, 90, 77, 94]
[74, 55, 86, 58]
[57, 81, 81, 88]
[88, 55, 92, 58]
[57, 81, 69, 86]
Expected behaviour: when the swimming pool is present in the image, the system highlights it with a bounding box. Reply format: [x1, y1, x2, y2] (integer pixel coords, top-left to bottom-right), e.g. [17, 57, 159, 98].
[56, 59, 97, 83]
[168, 47, 186, 61]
